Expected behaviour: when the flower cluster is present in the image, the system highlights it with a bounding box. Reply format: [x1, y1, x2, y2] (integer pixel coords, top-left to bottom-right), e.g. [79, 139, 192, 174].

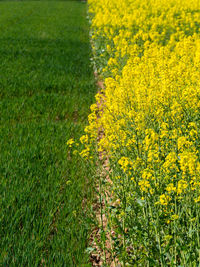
[82, 0, 200, 264]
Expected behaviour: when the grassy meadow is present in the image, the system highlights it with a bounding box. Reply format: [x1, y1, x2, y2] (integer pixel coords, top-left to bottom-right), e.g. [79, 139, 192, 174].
[0, 1, 96, 265]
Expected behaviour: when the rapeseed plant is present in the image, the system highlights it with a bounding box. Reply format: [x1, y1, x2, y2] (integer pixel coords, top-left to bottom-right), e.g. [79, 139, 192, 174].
[78, 0, 200, 264]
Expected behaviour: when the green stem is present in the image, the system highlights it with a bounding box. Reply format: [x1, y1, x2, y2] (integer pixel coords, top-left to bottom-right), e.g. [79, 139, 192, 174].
[196, 204, 200, 263]
[174, 196, 177, 265]
[99, 170, 106, 263]
[122, 175, 127, 267]
[149, 204, 164, 267]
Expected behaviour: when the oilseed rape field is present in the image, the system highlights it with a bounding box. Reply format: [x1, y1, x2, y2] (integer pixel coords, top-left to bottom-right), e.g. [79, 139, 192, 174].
[77, 0, 200, 265]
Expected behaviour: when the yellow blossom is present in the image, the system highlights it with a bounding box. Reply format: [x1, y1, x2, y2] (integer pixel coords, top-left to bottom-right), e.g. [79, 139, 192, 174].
[158, 194, 171, 206]
[66, 138, 74, 148]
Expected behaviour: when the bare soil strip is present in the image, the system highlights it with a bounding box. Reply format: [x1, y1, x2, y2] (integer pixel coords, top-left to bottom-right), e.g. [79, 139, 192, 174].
[89, 73, 121, 267]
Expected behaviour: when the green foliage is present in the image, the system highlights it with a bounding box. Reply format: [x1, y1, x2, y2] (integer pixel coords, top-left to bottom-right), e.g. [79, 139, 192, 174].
[0, 1, 95, 265]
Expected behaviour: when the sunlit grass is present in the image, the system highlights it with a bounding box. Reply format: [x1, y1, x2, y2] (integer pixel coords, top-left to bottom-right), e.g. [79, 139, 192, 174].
[0, 1, 96, 265]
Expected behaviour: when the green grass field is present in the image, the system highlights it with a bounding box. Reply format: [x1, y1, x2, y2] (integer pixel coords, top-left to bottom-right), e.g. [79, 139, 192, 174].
[0, 1, 96, 265]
